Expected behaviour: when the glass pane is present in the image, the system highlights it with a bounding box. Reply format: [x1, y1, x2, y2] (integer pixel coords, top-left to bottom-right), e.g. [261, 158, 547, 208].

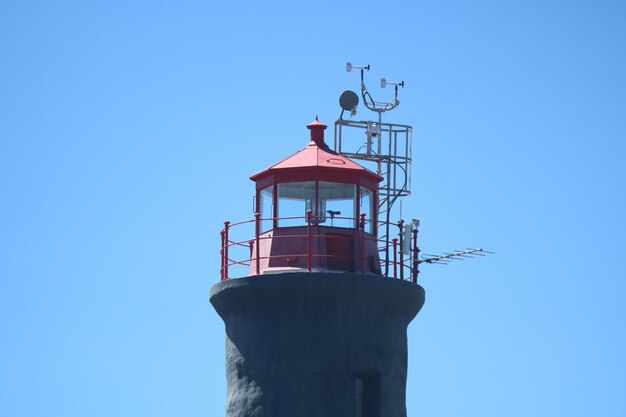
[278, 182, 316, 227]
[259, 185, 273, 232]
[318, 182, 356, 228]
[360, 187, 374, 234]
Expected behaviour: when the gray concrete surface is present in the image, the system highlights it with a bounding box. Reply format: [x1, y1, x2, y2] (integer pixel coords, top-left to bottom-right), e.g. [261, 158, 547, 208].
[210, 272, 425, 417]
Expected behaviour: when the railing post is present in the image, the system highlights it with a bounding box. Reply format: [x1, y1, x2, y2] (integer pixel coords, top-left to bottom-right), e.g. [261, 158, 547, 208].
[254, 213, 260, 275]
[220, 229, 225, 281]
[398, 219, 404, 280]
[360, 213, 366, 273]
[392, 238, 398, 279]
[224, 221, 230, 280]
[249, 239, 254, 260]
[306, 210, 312, 272]
[412, 227, 418, 283]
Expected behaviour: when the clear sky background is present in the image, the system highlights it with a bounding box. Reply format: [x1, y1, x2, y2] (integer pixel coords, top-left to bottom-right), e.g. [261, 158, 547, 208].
[1, 1, 625, 416]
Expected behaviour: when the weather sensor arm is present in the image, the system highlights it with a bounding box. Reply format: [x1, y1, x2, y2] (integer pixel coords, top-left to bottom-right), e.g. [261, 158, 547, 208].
[346, 62, 376, 111]
[347, 62, 403, 113]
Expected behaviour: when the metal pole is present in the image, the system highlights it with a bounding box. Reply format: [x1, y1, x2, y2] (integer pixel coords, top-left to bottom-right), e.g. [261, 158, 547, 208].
[338, 123, 342, 153]
[392, 238, 398, 279]
[414, 219, 421, 282]
[360, 213, 366, 273]
[384, 123, 393, 278]
[254, 213, 260, 275]
[398, 220, 404, 280]
[306, 210, 312, 272]
[220, 229, 225, 281]
[393, 131, 398, 192]
[412, 228, 418, 283]
[224, 221, 230, 280]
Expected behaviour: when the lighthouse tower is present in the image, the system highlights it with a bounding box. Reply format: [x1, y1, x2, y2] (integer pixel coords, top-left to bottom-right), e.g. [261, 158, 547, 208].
[211, 118, 425, 417]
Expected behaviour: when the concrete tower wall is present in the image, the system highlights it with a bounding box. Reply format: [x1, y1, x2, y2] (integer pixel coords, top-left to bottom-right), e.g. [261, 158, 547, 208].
[210, 273, 425, 417]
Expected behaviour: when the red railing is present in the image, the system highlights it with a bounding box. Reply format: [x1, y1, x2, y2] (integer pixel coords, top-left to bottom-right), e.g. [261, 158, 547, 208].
[219, 213, 420, 283]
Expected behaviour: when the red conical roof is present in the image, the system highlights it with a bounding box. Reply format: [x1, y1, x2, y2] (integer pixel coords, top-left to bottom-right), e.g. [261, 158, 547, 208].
[250, 119, 382, 183]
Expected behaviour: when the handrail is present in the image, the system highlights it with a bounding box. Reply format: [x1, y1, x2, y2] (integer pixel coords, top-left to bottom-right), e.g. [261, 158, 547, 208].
[219, 214, 419, 283]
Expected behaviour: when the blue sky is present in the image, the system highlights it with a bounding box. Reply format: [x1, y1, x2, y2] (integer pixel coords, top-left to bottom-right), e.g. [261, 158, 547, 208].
[1, 1, 625, 416]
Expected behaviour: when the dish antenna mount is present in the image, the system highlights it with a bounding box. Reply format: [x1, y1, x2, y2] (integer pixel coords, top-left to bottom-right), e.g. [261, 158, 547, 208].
[338, 90, 359, 119]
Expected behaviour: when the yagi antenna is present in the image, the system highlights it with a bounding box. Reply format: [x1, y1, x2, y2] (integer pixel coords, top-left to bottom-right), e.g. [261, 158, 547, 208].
[420, 248, 495, 265]
[404, 220, 494, 279]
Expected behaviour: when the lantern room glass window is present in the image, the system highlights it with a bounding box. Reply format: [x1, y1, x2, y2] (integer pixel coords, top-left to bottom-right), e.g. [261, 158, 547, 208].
[275, 181, 368, 229]
[318, 182, 356, 228]
[277, 182, 316, 227]
[360, 187, 374, 234]
[259, 185, 274, 232]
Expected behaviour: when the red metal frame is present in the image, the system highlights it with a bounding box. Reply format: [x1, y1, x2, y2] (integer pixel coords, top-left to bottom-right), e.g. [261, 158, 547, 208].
[219, 214, 418, 282]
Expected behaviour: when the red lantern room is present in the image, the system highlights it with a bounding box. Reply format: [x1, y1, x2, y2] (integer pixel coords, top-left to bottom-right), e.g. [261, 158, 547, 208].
[244, 118, 383, 275]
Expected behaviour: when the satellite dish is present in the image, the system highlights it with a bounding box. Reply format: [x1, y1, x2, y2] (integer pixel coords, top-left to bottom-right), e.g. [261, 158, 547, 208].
[339, 90, 359, 111]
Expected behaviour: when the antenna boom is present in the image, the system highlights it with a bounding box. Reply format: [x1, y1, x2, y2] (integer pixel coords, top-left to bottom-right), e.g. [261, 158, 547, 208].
[419, 248, 493, 265]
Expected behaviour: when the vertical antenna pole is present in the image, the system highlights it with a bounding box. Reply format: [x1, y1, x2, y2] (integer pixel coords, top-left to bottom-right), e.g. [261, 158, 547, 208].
[254, 214, 260, 275]
[398, 219, 404, 280]
[306, 210, 312, 272]
[224, 221, 230, 279]
[366, 122, 372, 157]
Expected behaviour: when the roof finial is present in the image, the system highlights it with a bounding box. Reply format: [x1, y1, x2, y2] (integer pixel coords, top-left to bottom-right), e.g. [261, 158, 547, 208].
[306, 117, 328, 146]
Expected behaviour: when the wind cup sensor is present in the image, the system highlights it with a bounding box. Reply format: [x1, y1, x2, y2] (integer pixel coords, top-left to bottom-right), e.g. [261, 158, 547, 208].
[380, 78, 405, 88]
[346, 62, 370, 72]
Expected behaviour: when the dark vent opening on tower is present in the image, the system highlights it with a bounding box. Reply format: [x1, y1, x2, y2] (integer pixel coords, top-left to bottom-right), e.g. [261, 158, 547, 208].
[356, 373, 381, 417]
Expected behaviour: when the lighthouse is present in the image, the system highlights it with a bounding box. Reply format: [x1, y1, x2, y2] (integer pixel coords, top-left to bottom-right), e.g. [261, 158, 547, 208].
[211, 116, 425, 417]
